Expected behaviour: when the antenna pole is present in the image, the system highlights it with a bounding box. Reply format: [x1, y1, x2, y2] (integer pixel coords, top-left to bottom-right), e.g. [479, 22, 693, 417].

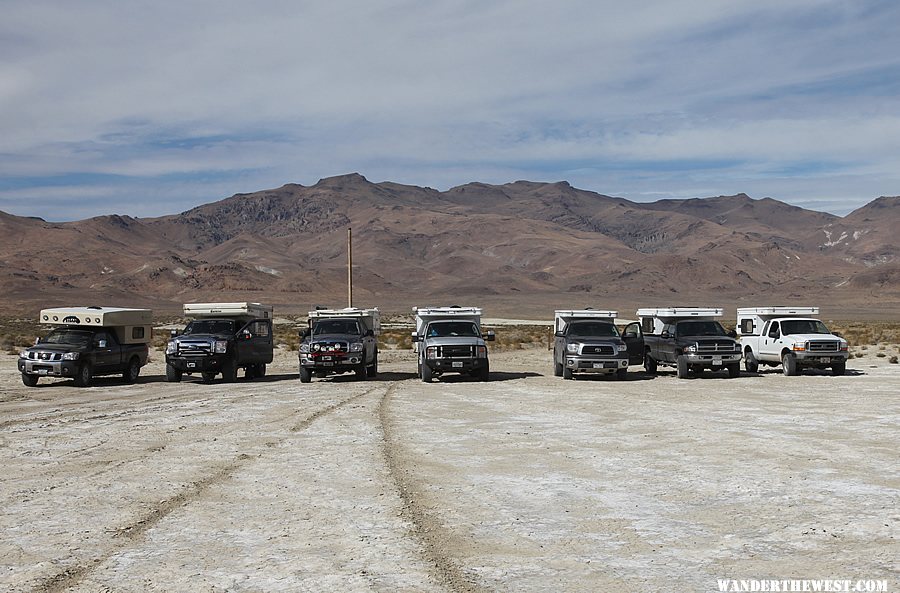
[347, 228, 353, 308]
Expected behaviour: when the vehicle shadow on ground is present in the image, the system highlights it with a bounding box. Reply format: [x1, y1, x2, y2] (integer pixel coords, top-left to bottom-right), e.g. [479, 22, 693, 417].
[566, 372, 656, 382]
[753, 368, 866, 377]
[421, 371, 543, 383]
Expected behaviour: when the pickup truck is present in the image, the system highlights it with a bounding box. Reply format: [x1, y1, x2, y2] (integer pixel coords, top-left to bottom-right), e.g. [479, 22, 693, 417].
[166, 316, 274, 382]
[412, 306, 494, 383]
[19, 326, 149, 387]
[639, 308, 742, 379]
[552, 309, 644, 380]
[737, 307, 849, 376]
[299, 308, 379, 383]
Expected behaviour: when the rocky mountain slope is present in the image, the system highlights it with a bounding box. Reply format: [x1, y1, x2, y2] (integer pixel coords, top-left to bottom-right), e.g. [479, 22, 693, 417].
[1, 174, 897, 318]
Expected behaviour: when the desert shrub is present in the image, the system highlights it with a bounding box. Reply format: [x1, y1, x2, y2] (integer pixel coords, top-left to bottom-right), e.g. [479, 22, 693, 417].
[876, 352, 886, 358]
[890, 356, 898, 364]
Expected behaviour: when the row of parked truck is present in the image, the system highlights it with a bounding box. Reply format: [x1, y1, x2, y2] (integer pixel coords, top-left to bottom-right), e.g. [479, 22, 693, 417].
[17, 303, 850, 387]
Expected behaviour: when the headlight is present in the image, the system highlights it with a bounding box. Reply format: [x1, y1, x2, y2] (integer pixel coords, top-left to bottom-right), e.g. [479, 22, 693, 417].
[299, 343, 310, 353]
[425, 346, 438, 360]
[685, 344, 698, 353]
[19, 351, 28, 359]
[566, 343, 579, 354]
[310, 343, 321, 352]
[62, 352, 80, 361]
[617, 344, 627, 352]
[476, 346, 487, 358]
[214, 340, 228, 354]
[792, 342, 806, 352]
[349, 342, 363, 352]
[166, 341, 177, 354]
[839, 340, 848, 352]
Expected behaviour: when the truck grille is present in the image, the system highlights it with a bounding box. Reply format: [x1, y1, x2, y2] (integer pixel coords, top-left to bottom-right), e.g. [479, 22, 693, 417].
[178, 340, 213, 356]
[696, 340, 738, 353]
[580, 345, 615, 356]
[439, 345, 475, 358]
[26, 351, 62, 361]
[808, 340, 840, 352]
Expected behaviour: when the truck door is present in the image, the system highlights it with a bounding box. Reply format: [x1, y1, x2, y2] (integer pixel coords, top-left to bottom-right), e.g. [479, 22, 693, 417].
[621, 322, 645, 365]
[254, 320, 274, 363]
[760, 321, 780, 358]
[92, 330, 119, 372]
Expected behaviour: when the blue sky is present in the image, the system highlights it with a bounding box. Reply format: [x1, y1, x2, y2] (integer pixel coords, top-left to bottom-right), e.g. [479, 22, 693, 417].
[1, 0, 899, 220]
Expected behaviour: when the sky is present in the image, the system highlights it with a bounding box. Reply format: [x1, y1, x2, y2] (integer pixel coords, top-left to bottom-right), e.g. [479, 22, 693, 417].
[1, 0, 899, 220]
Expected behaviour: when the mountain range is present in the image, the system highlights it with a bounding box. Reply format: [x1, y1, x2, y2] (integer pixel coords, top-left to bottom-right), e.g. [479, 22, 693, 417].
[1, 173, 898, 319]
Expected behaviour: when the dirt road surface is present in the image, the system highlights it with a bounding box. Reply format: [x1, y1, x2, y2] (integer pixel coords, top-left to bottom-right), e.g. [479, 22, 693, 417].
[1, 348, 897, 593]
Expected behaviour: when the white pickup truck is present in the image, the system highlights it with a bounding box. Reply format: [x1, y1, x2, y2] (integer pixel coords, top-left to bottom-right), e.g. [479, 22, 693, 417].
[737, 307, 849, 376]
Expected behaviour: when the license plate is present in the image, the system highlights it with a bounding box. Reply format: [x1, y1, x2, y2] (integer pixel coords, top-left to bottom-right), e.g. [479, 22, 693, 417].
[593, 363, 605, 369]
[819, 357, 831, 363]
[187, 362, 196, 368]
[712, 357, 722, 365]
[452, 361, 463, 368]
[37, 370, 49, 375]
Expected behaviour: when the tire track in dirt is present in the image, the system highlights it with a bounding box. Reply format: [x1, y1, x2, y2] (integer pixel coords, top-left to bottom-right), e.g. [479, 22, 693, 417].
[378, 383, 491, 593]
[29, 384, 388, 593]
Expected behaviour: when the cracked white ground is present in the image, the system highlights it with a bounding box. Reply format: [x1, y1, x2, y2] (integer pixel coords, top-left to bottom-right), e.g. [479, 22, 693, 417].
[1, 348, 898, 593]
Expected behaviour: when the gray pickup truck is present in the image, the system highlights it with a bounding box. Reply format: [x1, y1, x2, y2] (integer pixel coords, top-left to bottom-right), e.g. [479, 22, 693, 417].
[552, 310, 644, 380]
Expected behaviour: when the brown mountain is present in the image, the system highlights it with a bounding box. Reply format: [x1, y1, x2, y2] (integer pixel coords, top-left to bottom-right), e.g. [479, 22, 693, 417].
[1, 175, 897, 318]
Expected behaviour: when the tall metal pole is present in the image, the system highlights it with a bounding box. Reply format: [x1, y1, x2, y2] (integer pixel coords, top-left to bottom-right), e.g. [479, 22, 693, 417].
[347, 228, 353, 308]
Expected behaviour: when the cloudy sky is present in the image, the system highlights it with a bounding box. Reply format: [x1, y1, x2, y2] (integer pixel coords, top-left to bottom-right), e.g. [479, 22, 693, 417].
[1, 0, 899, 220]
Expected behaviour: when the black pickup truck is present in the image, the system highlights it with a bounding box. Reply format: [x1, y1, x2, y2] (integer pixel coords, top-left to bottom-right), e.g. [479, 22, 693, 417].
[643, 319, 742, 379]
[166, 317, 274, 382]
[18, 326, 149, 387]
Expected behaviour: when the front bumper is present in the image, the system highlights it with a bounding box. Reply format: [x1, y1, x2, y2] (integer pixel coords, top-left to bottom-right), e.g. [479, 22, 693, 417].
[424, 358, 488, 373]
[300, 354, 364, 372]
[167, 355, 226, 373]
[19, 359, 79, 377]
[683, 352, 742, 366]
[566, 357, 628, 373]
[793, 352, 849, 365]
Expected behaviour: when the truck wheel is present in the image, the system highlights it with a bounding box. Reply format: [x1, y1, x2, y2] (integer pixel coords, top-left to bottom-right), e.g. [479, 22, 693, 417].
[644, 353, 657, 375]
[299, 366, 312, 383]
[221, 361, 237, 383]
[553, 352, 563, 377]
[166, 364, 182, 383]
[782, 353, 799, 376]
[256, 363, 266, 378]
[367, 352, 378, 377]
[727, 362, 740, 378]
[421, 363, 433, 383]
[676, 355, 689, 379]
[22, 373, 39, 387]
[744, 349, 759, 373]
[74, 364, 93, 387]
[616, 368, 628, 380]
[355, 360, 367, 380]
[563, 366, 573, 380]
[201, 372, 217, 383]
[831, 362, 846, 376]
[123, 357, 141, 384]
[479, 361, 490, 382]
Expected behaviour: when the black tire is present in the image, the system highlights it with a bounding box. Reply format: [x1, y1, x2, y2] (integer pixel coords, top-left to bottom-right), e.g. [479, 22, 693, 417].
[299, 366, 312, 383]
[782, 353, 799, 376]
[676, 355, 689, 379]
[22, 373, 39, 387]
[832, 362, 846, 376]
[744, 349, 759, 373]
[221, 361, 237, 383]
[616, 368, 628, 380]
[74, 364, 93, 387]
[367, 352, 378, 378]
[553, 349, 563, 377]
[123, 357, 141, 384]
[355, 360, 367, 380]
[421, 363, 433, 383]
[563, 366, 573, 380]
[166, 363, 182, 383]
[727, 362, 740, 378]
[257, 363, 266, 378]
[201, 371, 217, 383]
[644, 352, 657, 375]
[479, 361, 490, 382]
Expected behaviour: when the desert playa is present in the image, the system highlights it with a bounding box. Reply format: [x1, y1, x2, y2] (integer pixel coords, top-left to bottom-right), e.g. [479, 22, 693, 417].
[1, 346, 897, 593]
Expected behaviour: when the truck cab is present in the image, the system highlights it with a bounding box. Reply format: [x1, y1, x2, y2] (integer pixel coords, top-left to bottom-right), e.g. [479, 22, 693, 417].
[737, 307, 849, 376]
[412, 306, 494, 382]
[166, 302, 274, 383]
[552, 309, 644, 380]
[639, 307, 742, 379]
[18, 306, 152, 387]
[298, 307, 380, 383]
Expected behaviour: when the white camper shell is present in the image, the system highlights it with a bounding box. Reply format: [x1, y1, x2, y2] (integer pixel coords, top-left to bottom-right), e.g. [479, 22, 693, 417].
[308, 307, 381, 335]
[637, 307, 723, 335]
[736, 306, 820, 336]
[39, 306, 152, 345]
[554, 310, 617, 334]
[183, 302, 272, 322]
[413, 306, 483, 345]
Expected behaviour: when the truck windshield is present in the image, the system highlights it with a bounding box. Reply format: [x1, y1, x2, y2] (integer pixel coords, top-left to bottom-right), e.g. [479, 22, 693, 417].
[567, 322, 619, 337]
[426, 321, 479, 337]
[183, 320, 236, 336]
[41, 328, 93, 346]
[676, 321, 727, 337]
[313, 319, 361, 335]
[781, 319, 831, 335]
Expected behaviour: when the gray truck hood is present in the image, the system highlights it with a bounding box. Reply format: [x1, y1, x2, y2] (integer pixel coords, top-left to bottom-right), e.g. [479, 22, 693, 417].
[423, 336, 485, 347]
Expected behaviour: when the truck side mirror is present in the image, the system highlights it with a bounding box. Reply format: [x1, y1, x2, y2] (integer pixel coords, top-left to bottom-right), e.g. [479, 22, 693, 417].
[365, 329, 375, 337]
[554, 331, 565, 338]
[240, 330, 252, 340]
[34, 337, 41, 345]
[484, 330, 496, 341]
[170, 329, 178, 338]
[299, 329, 309, 339]
[661, 330, 670, 338]
[728, 330, 737, 339]
[410, 332, 419, 343]
[97, 340, 107, 348]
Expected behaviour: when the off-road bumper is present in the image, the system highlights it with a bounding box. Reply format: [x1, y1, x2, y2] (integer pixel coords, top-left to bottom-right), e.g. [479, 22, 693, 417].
[167, 355, 226, 373]
[19, 359, 78, 378]
[300, 354, 364, 373]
